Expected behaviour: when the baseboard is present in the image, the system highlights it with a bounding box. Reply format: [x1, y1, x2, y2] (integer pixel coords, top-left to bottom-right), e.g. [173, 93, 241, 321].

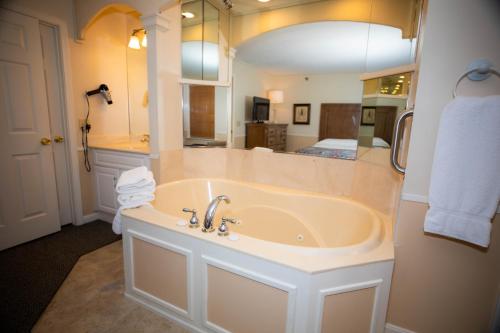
[386, 323, 417, 333]
[82, 211, 114, 224]
[82, 212, 100, 224]
[401, 192, 428, 204]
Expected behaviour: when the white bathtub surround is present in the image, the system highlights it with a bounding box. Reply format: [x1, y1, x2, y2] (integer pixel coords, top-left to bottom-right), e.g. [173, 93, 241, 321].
[121, 179, 394, 333]
[113, 167, 156, 234]
[424, 96, 500, 247]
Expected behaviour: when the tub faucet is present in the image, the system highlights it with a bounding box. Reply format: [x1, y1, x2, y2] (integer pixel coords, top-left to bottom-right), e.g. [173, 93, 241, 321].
[203, 195, 230, 232]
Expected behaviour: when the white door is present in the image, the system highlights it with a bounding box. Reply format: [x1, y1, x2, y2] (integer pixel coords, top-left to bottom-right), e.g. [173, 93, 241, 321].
[40, 22, 74, 225]
[0, 9, 61, 250]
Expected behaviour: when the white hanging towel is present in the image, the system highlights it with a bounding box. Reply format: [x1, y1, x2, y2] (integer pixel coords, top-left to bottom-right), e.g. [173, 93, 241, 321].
[424, 95, 500, 247]
[112, 166, 156, 235]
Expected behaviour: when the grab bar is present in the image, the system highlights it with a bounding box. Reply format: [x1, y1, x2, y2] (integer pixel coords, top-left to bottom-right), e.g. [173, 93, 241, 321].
[390, 109, 414, 174]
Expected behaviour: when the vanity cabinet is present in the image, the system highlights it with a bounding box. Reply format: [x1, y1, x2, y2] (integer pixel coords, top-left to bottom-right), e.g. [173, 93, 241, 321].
[92, 149, 151, 214]
[245, 123, 288, 151]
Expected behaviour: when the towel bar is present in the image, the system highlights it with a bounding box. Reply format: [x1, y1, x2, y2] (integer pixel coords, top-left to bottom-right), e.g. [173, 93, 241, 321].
[453, 59, 500, 97]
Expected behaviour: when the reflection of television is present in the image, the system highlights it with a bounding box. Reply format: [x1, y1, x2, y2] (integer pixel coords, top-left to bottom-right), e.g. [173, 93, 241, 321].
[252, 96, 270, 123]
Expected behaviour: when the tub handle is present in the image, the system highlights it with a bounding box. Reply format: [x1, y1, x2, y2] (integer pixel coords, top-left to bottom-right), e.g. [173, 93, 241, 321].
[182, 208, 199, 228]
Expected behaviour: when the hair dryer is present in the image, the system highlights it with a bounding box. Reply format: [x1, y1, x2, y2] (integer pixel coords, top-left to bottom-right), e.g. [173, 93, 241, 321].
[86, 84, 113, 104]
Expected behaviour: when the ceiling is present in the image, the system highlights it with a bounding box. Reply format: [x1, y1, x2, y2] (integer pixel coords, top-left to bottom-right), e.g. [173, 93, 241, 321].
[230, 0, 326, 16]
[235, 21, 415, 75]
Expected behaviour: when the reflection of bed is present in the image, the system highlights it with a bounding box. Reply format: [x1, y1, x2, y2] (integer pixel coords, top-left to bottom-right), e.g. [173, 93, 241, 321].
[296, 139, 358, 159]
[296, 137, 390, 159]
[296, 103, 361, 159]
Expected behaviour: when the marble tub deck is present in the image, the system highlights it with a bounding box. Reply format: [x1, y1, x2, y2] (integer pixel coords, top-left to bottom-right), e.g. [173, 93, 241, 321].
[33, 241, 188, 333]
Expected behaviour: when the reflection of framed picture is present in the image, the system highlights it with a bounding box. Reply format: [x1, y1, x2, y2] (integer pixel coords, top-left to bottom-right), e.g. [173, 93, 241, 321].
[293, 104, 311, 124]
[361, 107, 376, 126]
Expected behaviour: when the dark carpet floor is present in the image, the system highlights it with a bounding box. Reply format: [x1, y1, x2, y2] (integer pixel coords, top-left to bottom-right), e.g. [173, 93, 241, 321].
[0, 220, 121, 333]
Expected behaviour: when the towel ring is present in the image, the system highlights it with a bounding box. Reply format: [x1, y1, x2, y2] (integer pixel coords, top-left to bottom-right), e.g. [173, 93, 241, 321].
[453, 59, 500, 97]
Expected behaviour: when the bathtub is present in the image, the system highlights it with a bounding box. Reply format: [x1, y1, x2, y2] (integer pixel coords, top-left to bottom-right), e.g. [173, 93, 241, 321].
[121, 178, 394, 333]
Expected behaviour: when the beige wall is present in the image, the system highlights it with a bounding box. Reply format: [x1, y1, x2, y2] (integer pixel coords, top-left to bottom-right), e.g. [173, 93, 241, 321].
[232, 59, 274, 138]
[388, 201, 500, 332]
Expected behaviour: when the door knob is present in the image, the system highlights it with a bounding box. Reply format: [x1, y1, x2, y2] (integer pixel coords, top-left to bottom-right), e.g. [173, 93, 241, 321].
[40, 137, 51, 145]
[54, 135, 64, 143]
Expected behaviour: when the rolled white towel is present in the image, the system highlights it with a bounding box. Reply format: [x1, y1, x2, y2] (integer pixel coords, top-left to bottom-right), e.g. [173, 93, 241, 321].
[116, 182, 156, 195]
[117, 192, 155, 207]
[116, 167, 155, 193]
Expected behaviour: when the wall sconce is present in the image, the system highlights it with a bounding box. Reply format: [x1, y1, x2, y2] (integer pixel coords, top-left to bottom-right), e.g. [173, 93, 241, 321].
[268, 90, 284, 123]
[128, 28, 147, 50]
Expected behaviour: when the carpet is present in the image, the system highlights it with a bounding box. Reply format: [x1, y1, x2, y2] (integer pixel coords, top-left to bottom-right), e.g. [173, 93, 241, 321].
[0, 220, 121, 333]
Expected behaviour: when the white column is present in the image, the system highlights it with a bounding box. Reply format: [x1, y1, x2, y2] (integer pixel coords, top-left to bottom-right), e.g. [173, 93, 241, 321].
[142, 8, 183, 156]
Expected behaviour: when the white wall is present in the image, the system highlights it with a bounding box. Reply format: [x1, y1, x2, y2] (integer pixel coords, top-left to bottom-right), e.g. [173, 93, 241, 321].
[403, 0, 500, 199]
[232, 61, 364, 141]
[271, 73, 363, 137]
[232, 59, 274, 138]
[215, 86, 228, 140]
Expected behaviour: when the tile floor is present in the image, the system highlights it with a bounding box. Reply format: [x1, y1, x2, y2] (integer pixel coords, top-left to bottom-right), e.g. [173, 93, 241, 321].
[33, 241, 188, 333]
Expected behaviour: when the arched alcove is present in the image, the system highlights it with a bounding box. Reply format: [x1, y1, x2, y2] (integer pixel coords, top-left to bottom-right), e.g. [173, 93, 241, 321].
[75, 0, 175, 40]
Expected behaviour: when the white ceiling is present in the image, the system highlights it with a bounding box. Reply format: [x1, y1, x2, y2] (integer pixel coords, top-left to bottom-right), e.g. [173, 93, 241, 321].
[235, 21, 416, 75]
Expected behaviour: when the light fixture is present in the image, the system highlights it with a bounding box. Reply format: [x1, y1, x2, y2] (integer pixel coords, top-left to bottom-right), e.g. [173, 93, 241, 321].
[128, 35, 141, 49]
[268, 90, 284, 104]
[268, 90, 283, 123]
[182, 11, 195, 19]
[258, 0, 271, 2]
[128, 28, 147, 49]
[397, 79, 404, 83]
[399, 75, 405, 78]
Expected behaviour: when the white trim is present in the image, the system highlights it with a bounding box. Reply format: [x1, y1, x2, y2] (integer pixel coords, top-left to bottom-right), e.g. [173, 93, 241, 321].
[401, 192, 428, 204]
[200, 255, 297, 333]
[127, 229, 195, 320]
[0, 4, 84, 226]
[82, 211, 114, 224]
[142, 13, 169, 32]
[360, 63, 417, 81]
[82, 212, 101, 224]
[179, 78, 231, 87]
[385, 323, 417, 333]
[315, 279, 383, 333]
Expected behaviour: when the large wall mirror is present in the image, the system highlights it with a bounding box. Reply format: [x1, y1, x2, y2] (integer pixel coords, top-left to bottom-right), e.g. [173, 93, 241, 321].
[230, 0, 422, 160]
[182, 0, 421, 159]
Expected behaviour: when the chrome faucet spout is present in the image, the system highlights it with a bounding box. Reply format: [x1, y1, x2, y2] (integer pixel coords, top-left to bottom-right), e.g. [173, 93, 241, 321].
[203, 195, 230, 232]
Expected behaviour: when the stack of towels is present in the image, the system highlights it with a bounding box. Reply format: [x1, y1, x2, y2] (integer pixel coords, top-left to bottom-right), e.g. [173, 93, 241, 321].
[112, 166, 156, 234]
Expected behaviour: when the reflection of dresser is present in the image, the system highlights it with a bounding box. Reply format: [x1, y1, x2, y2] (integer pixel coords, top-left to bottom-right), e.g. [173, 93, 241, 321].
[245, 123, 288, 151]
